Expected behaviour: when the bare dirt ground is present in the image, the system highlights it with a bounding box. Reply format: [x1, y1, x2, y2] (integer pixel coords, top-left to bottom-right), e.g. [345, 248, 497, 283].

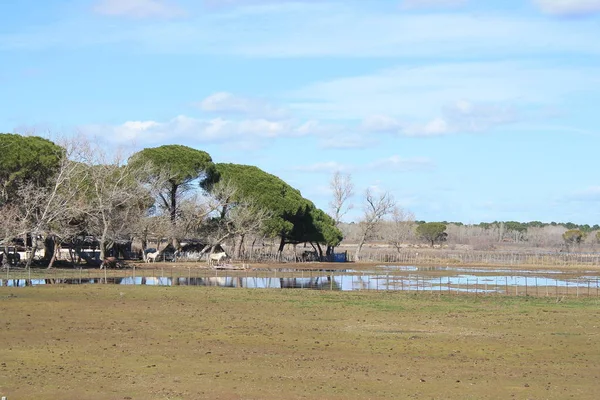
[1, 285, 599, 399]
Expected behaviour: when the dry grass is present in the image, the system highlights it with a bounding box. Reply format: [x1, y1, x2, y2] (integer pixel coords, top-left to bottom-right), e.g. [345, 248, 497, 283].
[0, 286, 599, 399]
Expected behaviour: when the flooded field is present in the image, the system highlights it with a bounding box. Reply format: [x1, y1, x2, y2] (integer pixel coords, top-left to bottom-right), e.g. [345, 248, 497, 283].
[2, 264, 599, 296]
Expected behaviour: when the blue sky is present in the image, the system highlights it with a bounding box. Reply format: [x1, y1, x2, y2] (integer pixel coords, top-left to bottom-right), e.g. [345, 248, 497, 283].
[1, 0, 600, 224]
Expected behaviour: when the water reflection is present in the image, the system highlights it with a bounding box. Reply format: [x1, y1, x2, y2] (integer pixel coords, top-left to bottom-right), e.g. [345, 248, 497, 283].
[1, 272, 599, 293]
[374, 265, 597, 275]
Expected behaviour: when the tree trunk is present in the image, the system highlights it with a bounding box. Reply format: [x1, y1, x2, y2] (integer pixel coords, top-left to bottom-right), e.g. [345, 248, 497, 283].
[171, 237, 180, 252]
[355, 234, 367, 262]
[43, 236, 54, 262]
[316, 243, 323, 261]
[100, 226, 108, 261]
[235, 234, 245, 259]
[1, 247, 10, 269]
[170, 184, 178, 223]
[277, 237, 285, 261]
[47, 240, 60, 269]
[26, 243, 37, 269]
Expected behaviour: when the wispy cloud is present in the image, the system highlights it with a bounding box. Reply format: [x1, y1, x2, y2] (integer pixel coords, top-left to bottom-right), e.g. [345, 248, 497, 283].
[361, 115, 404, 133]
[292, 161, 352, 173]
[290, 61, 599, 124]
[79, 115, 298, 146]
[318, 134, 377, 149]
[3, 4, 599, 57]
[77, 112, 345, 148]
[566, 186, 600, 202]
[400, 0, 468, 9]
[534, 0, 600, 17]
[402, 100, 518, 136]
[368, 156, 435, 171]
[201, 0, 326, 10]
[93, 0, 187, 19]
[197, 92, 288, 119]
[291, 155, 434, 174]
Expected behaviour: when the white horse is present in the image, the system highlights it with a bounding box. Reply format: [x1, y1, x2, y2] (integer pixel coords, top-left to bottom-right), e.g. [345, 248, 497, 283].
[146, 250, 160, 263]
[208, 252, 228, 266]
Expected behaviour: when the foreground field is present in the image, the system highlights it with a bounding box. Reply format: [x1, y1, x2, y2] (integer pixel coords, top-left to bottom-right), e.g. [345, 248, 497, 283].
[0, 286, 599, 399]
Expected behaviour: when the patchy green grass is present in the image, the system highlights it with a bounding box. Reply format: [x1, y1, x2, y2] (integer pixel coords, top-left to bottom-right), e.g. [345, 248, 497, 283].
[0, 286, 599, 399]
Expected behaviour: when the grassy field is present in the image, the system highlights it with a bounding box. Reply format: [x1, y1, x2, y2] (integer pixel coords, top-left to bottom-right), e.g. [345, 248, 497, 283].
[0, 285, 599, 399]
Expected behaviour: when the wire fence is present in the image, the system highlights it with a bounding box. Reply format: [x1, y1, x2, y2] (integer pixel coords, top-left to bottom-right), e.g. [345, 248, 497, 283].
[197, 248, 600, 267]
[342, 249, 600, 266]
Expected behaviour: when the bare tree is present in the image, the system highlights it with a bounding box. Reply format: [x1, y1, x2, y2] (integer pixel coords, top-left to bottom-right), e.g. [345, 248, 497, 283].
[13, 137, 90, 268]
[0, 203, 22, 268]
[229, 200, 272, 259]
[386, 206, 415, 252]
[82, 144, 155, 262]
[329, 171, 354, 225]
[354, 189, 395, 261]
[200, 180, 272, 260]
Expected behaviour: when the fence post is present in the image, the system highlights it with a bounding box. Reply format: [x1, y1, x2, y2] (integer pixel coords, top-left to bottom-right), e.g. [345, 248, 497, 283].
[588, 279, 590, 297]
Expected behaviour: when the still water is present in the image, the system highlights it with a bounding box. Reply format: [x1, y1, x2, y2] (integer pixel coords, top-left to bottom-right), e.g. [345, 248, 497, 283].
[2, 264, 599, 294]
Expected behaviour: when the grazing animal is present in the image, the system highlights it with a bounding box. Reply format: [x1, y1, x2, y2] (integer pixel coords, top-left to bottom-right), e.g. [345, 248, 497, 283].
[100, 256, 121, 269]
[208, 252, 228, 266]
[146, 251, 160, 263]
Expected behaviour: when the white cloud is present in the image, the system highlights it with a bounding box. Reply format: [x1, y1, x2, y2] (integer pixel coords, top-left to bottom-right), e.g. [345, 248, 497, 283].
[361, 115, 404, 133]
[80, 115, 297, 145]
[534, 0, 600, 17]
[198, 92, 288, 119]
[93, 0, 186, 18]
[368, 156, 435, 171]
[78, 113, 341, 148]
[404, 117, 451, 136]
[401, 0, 468, 9]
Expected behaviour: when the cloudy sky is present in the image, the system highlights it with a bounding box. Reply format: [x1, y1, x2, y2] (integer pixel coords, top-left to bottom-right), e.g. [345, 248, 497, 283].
[1, 0, 599, 224]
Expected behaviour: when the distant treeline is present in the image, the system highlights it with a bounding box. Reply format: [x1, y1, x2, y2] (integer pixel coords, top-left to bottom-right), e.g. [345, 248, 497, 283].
[416, 221, 600, 233]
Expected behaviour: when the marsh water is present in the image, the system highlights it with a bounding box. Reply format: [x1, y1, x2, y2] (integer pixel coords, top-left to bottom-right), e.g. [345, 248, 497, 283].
[2, 264, 599, 295]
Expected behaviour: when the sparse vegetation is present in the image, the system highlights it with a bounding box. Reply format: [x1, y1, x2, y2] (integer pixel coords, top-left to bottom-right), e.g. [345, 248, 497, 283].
[0, 285, 598, 400]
